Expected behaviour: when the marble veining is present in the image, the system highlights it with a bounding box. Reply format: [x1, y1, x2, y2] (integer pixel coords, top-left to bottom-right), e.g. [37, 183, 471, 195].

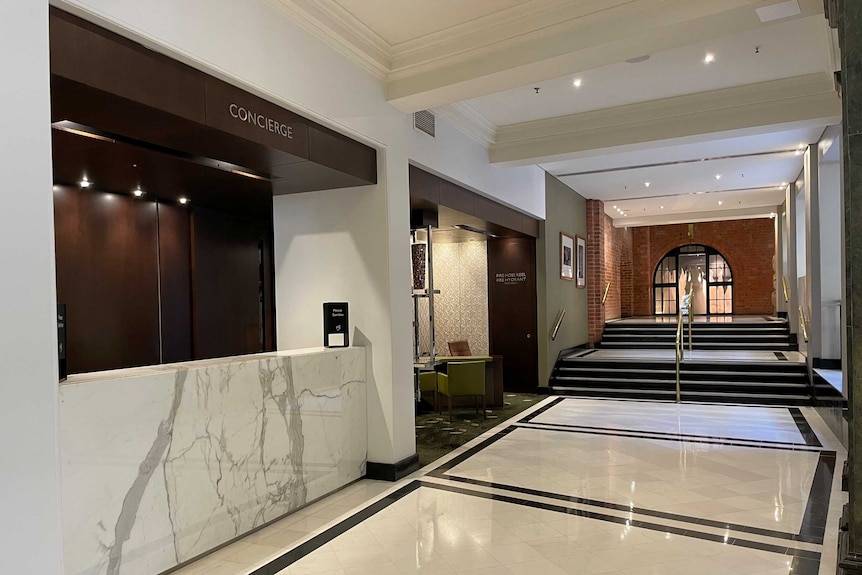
[60, 348, 366, 575]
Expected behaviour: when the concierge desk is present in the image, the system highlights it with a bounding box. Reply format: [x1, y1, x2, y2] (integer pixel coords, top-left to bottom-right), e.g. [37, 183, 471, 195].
[60, 347, 367, 575]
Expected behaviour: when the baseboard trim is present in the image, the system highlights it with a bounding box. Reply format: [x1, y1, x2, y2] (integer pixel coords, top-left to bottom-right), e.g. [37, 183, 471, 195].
[814, 357, 842, 370]
[366, 454, 421, 482]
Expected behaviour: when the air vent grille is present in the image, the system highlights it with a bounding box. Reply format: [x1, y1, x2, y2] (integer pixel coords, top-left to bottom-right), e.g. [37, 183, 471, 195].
[414, 110, 435, 138]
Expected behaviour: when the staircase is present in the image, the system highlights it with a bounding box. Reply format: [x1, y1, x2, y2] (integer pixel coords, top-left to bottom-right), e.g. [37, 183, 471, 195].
[599, 317, 797, 351]
[549, 316, 815, 405]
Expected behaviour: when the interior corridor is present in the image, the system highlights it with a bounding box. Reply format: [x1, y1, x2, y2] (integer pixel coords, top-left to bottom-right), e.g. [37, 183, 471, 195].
[174, 397, 846, 575]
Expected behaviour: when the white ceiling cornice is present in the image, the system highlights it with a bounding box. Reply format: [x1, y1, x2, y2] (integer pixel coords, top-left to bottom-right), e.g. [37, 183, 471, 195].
[432, 102, 497, 147]
[490, 73, 841, 166]
[613, 206, 778, 228]
[267, 0, 391, 80]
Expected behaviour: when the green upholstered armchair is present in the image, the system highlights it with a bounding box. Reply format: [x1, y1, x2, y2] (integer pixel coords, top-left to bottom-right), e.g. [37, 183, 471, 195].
[437, 360, 486, 420]
[415, 371, 441, 411]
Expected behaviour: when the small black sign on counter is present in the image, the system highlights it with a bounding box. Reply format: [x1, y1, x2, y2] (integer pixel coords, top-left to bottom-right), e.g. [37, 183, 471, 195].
[58, 303, 67, 382]
[323, 302, 349, 348]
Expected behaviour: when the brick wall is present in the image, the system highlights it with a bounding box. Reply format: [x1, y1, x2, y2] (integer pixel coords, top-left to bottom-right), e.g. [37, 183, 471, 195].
[586, 200, 633, 344]
[631, 219, 776, 316]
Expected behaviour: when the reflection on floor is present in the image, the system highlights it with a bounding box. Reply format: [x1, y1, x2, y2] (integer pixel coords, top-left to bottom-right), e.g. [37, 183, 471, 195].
[172, 397, 846, 575]
[565, 349, 807, 364]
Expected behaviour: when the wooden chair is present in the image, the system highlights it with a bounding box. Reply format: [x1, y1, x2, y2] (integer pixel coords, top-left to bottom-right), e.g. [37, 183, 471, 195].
[437, 360, 485, 420]
[448, 340, 472, 356]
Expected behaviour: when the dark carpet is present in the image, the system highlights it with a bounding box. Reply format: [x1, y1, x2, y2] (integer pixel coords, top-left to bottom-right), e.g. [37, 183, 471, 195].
[415, 393, 541, 467]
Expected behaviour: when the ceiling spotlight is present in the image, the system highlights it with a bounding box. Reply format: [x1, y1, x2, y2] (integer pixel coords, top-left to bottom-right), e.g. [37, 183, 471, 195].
[781, 182, 788, 187]
[704, 53, 715, 64]
[644, 182, 651, 187]
[718, 200, 723, 206]
[573, 78, 582, 88]
[798, 143, 805, 149]
[133, 187, 144, 198]
[178, 197, 189, 205]
[660, 206, 664, 210]
[714, 174, 722, 180]
[79, 176, 91, 188]
[613, 205, 617, 209]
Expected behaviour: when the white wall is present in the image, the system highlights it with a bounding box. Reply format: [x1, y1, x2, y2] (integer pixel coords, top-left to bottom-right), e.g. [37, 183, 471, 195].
[820, 161, 842, 359]
[0, 2, 65, 574]
[57, 0, 545, 467]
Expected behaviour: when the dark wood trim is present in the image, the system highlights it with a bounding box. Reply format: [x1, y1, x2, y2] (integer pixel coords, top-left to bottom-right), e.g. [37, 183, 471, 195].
[408, 165, 540, 238]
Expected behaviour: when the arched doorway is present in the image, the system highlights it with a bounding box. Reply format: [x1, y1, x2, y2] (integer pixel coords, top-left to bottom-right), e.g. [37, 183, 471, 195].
[653, 244, 733, 315]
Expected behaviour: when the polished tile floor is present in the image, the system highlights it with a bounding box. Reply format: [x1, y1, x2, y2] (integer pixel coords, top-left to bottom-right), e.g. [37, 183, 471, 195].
[172, 397, 846, 575]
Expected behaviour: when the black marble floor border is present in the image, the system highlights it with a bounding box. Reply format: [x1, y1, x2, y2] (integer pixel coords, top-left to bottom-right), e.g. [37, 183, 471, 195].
[515, 420, 814, 448]
[419, 481, 821, 574]
[429, 422, 835, 545]
[518, 396, 565, 423]
[247, 481, 421, 575]
[514, 422, 823, 452]
[790, 407, 824, 447]
[775, 351, 789, 360]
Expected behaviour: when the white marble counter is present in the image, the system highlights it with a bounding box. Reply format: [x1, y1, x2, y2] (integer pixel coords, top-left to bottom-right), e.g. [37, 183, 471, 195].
[60, 347, 367, 575]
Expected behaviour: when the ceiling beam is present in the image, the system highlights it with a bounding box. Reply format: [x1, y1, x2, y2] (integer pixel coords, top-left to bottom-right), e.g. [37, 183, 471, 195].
[385, 0, 824, 112]
[489, 73, 841, 166]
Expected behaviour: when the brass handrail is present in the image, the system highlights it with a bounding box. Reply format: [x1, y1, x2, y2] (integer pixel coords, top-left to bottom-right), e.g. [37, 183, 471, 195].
[551, 308, 566, 341]
[601, 282, 611, 305]
[782, 276, 790, 304]
[675, 312, 683, 403]
[799, 305, 809, 342]
[674, 268, 696, 403]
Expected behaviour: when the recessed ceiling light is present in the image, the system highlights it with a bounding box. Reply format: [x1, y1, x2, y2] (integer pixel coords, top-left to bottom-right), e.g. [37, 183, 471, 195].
[179, 197, 189, 205]
[660, 206, 664, 210]
[718, 200, 723, 206]
[715, 174, 721, 180]
[781, 182, 788, 187]
[573, 78, 582, 88]
[133, 187, 144, 198]
[613, 205, 617, 209]
[644, 182, 651, 187]
[79, 176, 91, 188]
[704, 53, 715, 64]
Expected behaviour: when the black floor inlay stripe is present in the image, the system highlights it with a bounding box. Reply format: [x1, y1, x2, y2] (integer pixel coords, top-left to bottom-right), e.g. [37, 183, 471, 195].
[790, 407, 823, 447]
[420, 481, 822, 568]
[516, 420, 812, 448]
[519, 396, 565, 423]
[514, 422, 822, 452]
[247, 481, 421, 575]
[430, 423, 836, 546]
[774, 351, 788, 360]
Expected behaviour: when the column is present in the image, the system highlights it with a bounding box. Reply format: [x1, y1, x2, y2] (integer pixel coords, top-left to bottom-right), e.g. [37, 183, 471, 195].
[836, 0, 862, 570]
[586, 200, 605, 345]
[0, 2, 66, 574]
[786, 183, 800, 337]
[806, 144, 823, 367]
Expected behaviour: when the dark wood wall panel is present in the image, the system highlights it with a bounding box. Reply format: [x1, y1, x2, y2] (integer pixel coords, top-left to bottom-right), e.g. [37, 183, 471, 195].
[487, 238, 539, 392]
[191, 208, 270, 360]
[157, 204, 193, 363]
[53, 186, 161, 373]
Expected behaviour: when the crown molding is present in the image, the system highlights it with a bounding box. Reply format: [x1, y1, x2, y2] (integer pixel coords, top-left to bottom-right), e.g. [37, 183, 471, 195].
[490, 73, 841, 166]
[267, 0, 391, 80]
[432, 102, 497, 147]
[610, 206, 778, 228]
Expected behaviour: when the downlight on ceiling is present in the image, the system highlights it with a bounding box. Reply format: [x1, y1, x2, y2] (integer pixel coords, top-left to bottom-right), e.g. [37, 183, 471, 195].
[704, 53, 715, 64]
[133, 187, 144, 198]
[79, 176, 91, 188]
[454, 224, 499, 238]
[644, 182, 650, 187]
[178, 197, 189, 205]
[573, 78, 582, 88]
[714, 174, 722, 180]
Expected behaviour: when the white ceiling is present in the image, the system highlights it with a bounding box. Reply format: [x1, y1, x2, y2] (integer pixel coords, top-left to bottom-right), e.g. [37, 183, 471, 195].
[463, 15, 831, 126]
[278, 0, 839, 227]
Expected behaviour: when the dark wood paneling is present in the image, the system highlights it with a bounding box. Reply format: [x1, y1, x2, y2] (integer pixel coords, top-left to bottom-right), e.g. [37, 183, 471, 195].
[439, 180, 474, 215]
[520, 216, 540, 237]
[473, 195, 502, 226]
[309, 124, 378, 184]
[191, 208, 268, 360]
[409, 165, 440, 204]
[487, 238, 538, 391]
[53, 186, 161, 373]
[50, 9, 207, 124]
[500, 207, 523, 232]
[157, 204, 193, 363]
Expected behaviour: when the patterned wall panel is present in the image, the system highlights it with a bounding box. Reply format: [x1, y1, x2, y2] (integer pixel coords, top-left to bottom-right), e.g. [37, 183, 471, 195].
[414, 241, 489, 356]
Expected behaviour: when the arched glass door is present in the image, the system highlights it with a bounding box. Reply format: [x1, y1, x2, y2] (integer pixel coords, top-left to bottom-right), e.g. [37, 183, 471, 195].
[653, 244, 733, 315]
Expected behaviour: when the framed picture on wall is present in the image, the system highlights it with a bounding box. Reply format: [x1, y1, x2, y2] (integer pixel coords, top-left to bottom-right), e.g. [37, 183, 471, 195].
[560, 232, 574, 280]
[576, 235, 586, 288]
